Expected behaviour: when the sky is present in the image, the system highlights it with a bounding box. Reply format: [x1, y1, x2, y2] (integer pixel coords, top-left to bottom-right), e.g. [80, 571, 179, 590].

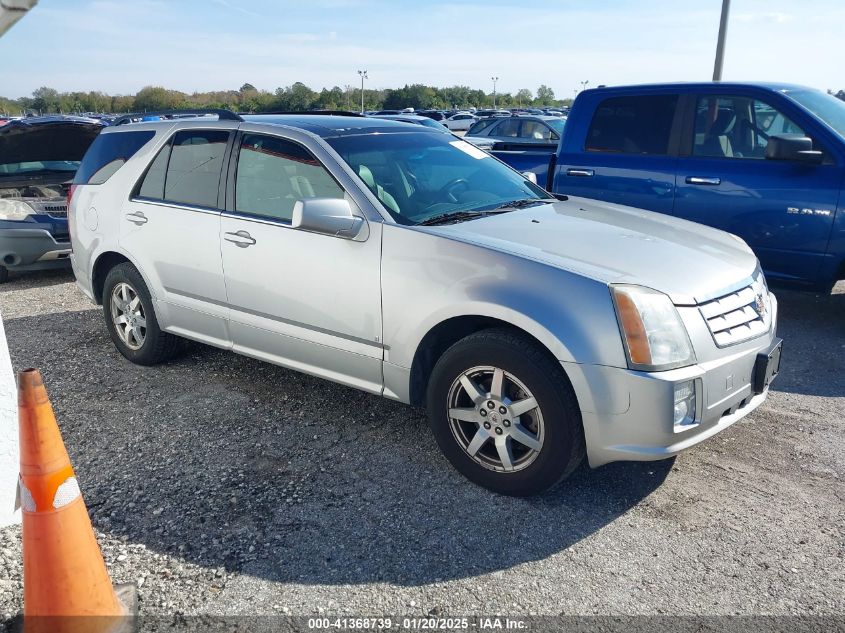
[1, 0, 843, 99]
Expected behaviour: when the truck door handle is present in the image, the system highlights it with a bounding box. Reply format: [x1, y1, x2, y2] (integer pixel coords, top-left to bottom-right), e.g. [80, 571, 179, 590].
[125, 211, 148, 225]
[686, 176, 721, 186]
[566, 168, 595, 177]
[224, 230, 256, 248]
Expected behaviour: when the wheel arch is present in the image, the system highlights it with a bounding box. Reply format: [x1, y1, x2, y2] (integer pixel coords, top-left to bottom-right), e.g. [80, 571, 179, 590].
[90, 250, 152, 305]
[408, 314, 571, 408]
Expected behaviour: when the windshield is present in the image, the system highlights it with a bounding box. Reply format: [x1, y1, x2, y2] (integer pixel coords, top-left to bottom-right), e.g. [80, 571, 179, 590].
[787, 89, 845, 139]
[326, 131, 553, 225]
[0, 160, 80, 177]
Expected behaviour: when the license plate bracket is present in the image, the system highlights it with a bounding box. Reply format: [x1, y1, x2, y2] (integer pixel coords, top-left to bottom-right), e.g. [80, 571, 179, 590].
[753, 338, 782, 394]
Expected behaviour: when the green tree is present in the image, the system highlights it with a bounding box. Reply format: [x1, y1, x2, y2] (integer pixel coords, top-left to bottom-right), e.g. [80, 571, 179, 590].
[239, 83, 257, 92]
[31, 87, 60, 114]
[535, 84, 555, 105]
[134, 86, 184, 111]
[515, 88, 533, 107]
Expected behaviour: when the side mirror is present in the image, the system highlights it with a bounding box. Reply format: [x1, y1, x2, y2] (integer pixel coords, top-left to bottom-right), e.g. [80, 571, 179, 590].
[522, 171, 538, 185]
[292, 198, 365, 239]
[766, 134, 823, 164]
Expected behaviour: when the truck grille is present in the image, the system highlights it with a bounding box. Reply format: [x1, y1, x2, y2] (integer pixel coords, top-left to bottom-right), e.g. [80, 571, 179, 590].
[699, 274, 772, 347]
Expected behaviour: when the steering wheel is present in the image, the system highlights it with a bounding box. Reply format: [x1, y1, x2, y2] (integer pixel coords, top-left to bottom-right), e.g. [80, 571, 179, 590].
[438, 178, 471, 203]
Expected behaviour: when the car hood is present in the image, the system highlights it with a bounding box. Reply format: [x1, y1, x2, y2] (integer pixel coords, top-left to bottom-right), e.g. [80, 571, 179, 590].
[422, 196, 759, 305]
[0, 117, 104, 172]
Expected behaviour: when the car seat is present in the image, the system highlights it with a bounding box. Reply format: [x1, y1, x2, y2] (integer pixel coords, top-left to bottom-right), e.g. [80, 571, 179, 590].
[357, 165, 400, 214]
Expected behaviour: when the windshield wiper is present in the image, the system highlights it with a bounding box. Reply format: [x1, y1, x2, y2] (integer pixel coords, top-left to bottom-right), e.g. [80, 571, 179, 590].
[417, 210, 492, 226]
[485, 198, 550, 211]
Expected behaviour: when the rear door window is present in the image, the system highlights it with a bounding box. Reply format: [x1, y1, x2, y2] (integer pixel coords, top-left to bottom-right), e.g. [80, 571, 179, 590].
[74, 130, 154, 185]
[586, 95, 678, 155]
[163, 130, 230, 208]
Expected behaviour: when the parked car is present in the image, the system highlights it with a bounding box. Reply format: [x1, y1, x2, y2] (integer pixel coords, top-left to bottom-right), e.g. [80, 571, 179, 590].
[368, 113, 451, 133]
[443, 112, 478, 131]
[465, 115, 565, 148]
[474, 109, 511, 119]
[70, 113, 781, 495]
[492, 82, 845, 291]
[417, 110, 447, 122]
[0, 115, 105, 282]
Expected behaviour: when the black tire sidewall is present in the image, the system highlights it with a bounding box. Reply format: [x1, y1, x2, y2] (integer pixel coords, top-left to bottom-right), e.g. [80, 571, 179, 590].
[427, 331, 583, 496]
[102, 263, 165, 365]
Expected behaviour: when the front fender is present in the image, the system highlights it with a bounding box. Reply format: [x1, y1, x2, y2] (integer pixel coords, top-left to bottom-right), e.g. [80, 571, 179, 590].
[381, 224, 627, 370]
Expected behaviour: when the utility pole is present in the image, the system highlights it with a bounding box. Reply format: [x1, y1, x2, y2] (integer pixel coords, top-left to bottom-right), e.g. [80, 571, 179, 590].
[344, 84, 352, 110]
[358, 70, 368, 113]
[713, 0, 731, 81]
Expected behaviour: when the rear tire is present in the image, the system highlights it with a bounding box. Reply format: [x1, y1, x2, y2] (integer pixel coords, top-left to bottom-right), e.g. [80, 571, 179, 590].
[426, 328, 585, 496]
[102, 262, 183, 365]
[0, 265, 8, 284]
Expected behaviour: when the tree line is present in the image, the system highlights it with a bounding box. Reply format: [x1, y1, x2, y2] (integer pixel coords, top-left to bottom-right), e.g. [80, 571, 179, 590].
[0, 82, 570, 116]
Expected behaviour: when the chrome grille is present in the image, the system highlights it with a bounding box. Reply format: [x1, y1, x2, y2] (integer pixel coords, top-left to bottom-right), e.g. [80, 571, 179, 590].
[699, 275, 771, 347]
[29, 201, 68, 218]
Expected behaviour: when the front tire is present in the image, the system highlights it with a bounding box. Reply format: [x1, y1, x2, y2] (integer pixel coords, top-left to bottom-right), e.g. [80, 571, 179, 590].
[426, 328, 585, 496]
[102, 262, 182, 365]
[0, 265, 8, 284]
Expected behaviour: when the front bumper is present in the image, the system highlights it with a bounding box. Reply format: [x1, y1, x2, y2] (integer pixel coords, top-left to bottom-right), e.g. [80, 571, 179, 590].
[566, 296, 780, 467]
[0, 228, 72, 271]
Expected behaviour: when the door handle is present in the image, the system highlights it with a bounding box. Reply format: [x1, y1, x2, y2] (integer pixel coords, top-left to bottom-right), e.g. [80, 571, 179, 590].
[125, 211, 148, 225]
[566, 168, 595, 177]
[224, 230, 256, 248]
[686, 176, 721, 186]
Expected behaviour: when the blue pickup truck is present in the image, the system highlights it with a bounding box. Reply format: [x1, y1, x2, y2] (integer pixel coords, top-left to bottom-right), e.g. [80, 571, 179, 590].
[494, 83, 845, 291]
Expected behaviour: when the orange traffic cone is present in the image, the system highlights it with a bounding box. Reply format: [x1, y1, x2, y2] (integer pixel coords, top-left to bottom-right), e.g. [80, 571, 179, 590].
[17, 368, 136, 633]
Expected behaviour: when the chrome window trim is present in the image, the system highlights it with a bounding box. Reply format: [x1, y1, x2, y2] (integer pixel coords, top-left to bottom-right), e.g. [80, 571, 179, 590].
[130, 197, 222, 216]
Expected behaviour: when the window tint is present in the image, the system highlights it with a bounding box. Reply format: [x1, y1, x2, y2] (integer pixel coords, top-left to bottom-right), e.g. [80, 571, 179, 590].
[137, 141, 170, 199]
[74, 130, 154, 185]
[235, 134, 344, 223]
[467, 118, 498, 135]
[163, 130, 229, 208]
[586, 95, 678, 154]
[494, 119, 522, 138]
[521, 120, 556, 141]
[692, 95, 808, 159]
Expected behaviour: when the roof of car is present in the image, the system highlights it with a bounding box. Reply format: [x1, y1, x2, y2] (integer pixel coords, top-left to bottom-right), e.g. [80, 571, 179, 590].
[242, 114, 443, 137]
[583, 81, 812, 94]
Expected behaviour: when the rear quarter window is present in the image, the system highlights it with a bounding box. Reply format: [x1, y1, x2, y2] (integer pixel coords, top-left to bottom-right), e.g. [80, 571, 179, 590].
[74, 130, 155, 185]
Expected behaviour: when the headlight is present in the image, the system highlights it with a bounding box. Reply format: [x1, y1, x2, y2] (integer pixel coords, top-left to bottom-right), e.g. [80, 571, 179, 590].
[0, 199, 35, 221]
[611, 284, 695, 371]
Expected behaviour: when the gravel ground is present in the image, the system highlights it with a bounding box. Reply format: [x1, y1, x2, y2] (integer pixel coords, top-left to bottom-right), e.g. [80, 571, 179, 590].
[0, 269, 843, 621]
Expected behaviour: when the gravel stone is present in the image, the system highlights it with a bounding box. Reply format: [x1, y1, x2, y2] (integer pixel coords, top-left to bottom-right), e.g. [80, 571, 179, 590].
[0, 269, 843, 618]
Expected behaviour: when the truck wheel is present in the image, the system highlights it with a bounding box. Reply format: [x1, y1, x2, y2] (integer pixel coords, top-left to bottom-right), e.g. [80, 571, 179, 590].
[102, 262, 183, 366]
[426, 328, 585, 496]
[0, 265, 8, 284]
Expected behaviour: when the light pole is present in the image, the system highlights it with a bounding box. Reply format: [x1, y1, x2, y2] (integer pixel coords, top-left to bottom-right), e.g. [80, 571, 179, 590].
[580, 80, 589, 93]
[344, 84, 353, 110]
[358, 70, 368, 113]
[491, 76, 499, 108]
[712, 0, 731, 81]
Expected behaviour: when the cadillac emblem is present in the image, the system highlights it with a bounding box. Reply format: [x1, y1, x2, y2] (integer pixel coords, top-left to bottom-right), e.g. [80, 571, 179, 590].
[754, 293, 767, 317]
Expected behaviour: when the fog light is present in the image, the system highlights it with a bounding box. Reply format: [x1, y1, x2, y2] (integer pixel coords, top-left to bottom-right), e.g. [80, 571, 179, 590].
[673, 380, 696, 428]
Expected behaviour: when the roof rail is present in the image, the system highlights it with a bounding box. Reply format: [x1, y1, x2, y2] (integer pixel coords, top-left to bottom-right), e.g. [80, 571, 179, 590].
[113, 108, 243, 126]
[255, 110, 366, 118]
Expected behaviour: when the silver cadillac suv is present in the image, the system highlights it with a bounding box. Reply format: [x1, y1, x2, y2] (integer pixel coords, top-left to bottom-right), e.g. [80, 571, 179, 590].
[69, 113, 782, 495]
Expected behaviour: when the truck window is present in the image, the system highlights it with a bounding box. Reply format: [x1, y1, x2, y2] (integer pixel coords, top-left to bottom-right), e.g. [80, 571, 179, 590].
[585, 95, 678, 155]
[692, 95, 808, 159]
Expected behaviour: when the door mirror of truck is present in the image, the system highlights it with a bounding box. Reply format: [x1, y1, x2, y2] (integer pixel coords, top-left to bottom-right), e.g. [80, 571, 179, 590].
[522, 172, 538, 185]
[292, 198, 365, 240]
[765, 135, 824, 164]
